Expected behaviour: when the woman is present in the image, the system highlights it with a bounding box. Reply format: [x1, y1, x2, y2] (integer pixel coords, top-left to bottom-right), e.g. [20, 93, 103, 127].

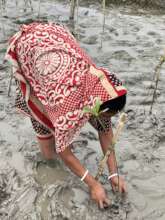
[5, 22, 127, 209]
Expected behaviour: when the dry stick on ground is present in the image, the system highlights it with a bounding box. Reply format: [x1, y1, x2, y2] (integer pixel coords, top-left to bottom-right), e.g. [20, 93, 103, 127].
[7, 70, 14, 97]
[95, 113, 127, 181]
[76, 0, 79, 23]
[0, 1, 6, 38]
[38, 0, 41, 19]
[75, 0, 79, 38]
[150, 55, 165, 114]
[100, 0, 106, 48]
[69, 0, 76, 20]
[69, 0, 79, 37]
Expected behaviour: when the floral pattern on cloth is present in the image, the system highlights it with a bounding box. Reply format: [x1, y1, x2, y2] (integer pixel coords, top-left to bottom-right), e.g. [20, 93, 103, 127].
[16, 82, 112, 139]
[5, 22, 127, 153]
[36, 52, 61, 76]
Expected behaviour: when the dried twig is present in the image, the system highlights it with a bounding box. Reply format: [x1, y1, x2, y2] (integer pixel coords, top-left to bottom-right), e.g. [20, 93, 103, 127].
[28, 0, 33, 12]
[100, 0, 106, 48]
[102, 0, 106, 32]
[38, 0, 41, 18]
[75, 0, 79, 38]
[69, 0, 76, 20]
[8, 72, 14, 97]
[150, 55, 165, 114]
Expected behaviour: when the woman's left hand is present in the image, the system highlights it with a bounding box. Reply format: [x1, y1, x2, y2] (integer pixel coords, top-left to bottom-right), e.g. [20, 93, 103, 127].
[109, 175, 127, 193]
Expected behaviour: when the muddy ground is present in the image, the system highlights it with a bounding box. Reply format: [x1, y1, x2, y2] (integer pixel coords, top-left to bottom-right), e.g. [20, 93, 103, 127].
[106, 0, 165, 9]
[0, 0, 165, 219]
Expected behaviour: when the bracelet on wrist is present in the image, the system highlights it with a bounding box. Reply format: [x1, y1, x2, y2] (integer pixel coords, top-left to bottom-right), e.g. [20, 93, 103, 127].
[80, 170, 89, 181]
[108, 173, 118, 180]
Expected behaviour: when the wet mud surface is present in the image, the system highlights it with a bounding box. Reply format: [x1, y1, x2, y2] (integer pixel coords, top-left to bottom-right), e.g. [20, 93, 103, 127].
[106, 0, 165, 9]
[0, 0, 165, 219]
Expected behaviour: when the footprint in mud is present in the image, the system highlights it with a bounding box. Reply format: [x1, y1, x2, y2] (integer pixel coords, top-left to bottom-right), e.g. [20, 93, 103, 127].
[131, 26, 140, 33]
[81, 35, 98, 45]
[147, 31, 160, 38]
[0, 178, 10, 205]
[80, 131, 98, 140]
[107, 27, 119, 36]
[34, 159, 68, 185]
[71, 139, 88, 148]
[0, 111, 6, 120]
[111, 50, 134, 62]
[144, 209, 165, 220]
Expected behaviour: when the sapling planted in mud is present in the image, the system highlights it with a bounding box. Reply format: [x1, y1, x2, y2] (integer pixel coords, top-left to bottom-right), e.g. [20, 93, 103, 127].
[76, 0, 79, 30]
[150, 54, 165, 114]
[83, 99, 127, 193]
[100, 0, 106, 48]
[7, 70, 14, 97]
[70, 0, 76, 20]
[69, 0, 79, 38]
[38, 0, 41, 18]
[95, 112, 127, 180]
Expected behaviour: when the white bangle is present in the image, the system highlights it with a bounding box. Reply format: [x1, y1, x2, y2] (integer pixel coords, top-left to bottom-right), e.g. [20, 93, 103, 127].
[80, 170, 89, 181]
[108, 173, 118, 180]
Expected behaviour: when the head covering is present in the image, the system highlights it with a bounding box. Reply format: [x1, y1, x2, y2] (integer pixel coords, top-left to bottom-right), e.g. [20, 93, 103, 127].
[5, 22, 127, 153]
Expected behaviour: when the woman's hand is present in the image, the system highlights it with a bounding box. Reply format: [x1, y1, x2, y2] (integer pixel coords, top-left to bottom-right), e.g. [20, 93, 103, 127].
[90, 182, 110, 209]
[110, 175, 127, 193]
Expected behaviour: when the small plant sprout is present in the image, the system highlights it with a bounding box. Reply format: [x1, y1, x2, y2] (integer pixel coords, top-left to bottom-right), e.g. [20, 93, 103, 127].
[83, 97, 106, 129]
[83, 97, 103, 117]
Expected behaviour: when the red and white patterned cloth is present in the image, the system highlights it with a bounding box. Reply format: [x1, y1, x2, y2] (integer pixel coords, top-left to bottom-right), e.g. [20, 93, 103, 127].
[5, 22, 127, 153]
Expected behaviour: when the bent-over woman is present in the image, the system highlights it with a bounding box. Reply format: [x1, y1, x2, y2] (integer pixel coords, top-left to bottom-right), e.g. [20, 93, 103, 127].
[5, 22, 127, 209]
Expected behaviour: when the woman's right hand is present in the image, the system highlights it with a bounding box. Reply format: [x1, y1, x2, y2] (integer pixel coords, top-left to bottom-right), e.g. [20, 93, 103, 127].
[90, 182, 111, 209]
[58, 147, 110, 209]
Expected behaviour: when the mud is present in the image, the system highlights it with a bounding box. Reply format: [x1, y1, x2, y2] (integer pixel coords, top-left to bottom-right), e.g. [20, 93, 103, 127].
[0, 0, 165, 219]
[106, 0, 165, 9]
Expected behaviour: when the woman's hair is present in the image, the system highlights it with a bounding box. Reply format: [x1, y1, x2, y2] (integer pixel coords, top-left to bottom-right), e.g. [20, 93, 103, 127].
[99, 94, 126, 113]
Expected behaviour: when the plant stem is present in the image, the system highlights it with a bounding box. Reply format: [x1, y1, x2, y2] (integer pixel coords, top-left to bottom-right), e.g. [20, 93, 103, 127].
[70, 0, 76, 20]
[95, 113, 127, 183]
[8, 71, 14, 97]
[38, 0, 41, 19]
[100, 0, 106, 48]
[150, 55, 165, 114]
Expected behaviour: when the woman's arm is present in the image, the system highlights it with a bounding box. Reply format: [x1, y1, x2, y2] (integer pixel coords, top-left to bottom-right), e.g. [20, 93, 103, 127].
[59, 146, 110, 208]
[59, 146, 96, 187]
[98, 128, 126, 193]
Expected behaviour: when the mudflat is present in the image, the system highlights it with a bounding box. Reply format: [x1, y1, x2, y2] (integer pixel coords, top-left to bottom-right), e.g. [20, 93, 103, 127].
[0, 1, 165, 219]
